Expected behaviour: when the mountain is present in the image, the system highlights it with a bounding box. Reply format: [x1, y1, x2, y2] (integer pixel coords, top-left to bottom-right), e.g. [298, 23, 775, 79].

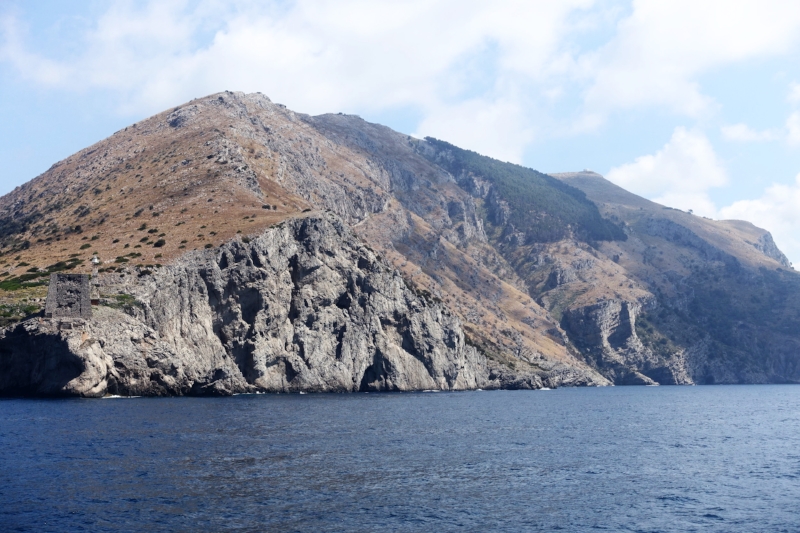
[1, 216, 487, 396]
[1, 91, 797, 396]
[550, 171, 799, 384]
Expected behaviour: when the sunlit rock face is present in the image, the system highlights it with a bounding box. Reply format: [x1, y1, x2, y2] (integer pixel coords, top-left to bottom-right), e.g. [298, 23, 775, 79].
[2, 92, 800, 394]
[0, 215, 493, 396]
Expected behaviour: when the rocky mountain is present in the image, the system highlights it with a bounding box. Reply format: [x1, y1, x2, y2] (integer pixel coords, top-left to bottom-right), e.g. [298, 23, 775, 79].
[1, 215, 490, 396]
[1, 91, 797, 396]
[549, 172, 800, 385]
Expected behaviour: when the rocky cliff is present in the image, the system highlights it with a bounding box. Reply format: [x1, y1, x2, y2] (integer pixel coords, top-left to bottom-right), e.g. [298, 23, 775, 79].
[0, 215, 491, 396]
[1, 91, 798, 394]
[546, 172, 800, 385]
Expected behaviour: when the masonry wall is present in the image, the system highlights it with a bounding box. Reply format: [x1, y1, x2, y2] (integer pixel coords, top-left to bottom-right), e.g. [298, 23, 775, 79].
[44, 274, 92, 319]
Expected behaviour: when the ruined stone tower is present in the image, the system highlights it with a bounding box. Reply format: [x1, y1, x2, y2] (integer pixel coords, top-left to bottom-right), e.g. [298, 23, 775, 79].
[44, 274, 92, 319]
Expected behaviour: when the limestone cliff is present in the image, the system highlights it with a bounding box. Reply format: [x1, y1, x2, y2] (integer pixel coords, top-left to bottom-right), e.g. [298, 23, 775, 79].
[0, 215, 487, 396]
[2, 91, 797, 392]
[547, 172, 800, 385]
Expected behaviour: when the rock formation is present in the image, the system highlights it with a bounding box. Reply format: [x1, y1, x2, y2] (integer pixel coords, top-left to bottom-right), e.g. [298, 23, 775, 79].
[1, 92, 799, 395]
[0, 215, 496, 396]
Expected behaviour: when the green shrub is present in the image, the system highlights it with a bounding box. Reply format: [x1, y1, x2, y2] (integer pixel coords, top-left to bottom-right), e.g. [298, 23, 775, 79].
[0, 271, 48, 291]
[106, 293, 141, 312]
[0, 280, 21, 291]
[422, 137, 627, 243]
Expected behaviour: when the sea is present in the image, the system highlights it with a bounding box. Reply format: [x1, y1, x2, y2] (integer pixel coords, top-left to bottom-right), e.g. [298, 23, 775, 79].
[1, 385, 799, 532]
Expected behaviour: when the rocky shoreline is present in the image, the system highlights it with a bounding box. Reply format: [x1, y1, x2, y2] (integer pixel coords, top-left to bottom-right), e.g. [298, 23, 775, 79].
[1, 215, 602, 397]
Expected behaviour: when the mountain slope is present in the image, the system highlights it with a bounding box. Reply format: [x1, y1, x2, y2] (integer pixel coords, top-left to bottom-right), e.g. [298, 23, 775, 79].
[547, 171, 800, 384]
[0, 215, 486, 396]
[1, 91, 798, 393]
[0, 92, 607, 391]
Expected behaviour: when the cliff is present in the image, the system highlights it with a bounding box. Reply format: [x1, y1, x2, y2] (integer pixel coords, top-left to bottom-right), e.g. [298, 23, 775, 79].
[1, 91, 798, 395]
[545, 172, 800, 385]
[0, 215, 490, 396]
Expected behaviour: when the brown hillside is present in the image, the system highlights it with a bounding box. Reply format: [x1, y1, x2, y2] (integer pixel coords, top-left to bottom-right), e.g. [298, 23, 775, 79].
[0, 92, 601, 383]
[4, 93, 797, 387]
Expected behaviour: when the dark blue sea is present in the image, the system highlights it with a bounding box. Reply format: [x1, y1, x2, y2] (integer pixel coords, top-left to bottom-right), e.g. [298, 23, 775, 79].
[1, 386, 799, 532]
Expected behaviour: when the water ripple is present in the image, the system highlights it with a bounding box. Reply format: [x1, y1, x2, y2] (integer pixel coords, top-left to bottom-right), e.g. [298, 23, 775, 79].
[1, 385, 800, 532]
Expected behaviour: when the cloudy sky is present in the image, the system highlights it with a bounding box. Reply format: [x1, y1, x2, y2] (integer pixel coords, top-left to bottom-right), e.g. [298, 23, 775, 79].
[2, 0, 800, 263]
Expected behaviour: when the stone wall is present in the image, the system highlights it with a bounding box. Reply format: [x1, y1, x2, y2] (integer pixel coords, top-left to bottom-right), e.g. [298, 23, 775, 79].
[44, 274, 92, 319]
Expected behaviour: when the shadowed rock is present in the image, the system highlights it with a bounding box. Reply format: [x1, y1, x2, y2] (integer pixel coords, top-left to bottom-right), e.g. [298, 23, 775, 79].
[1, 215, 488, 396]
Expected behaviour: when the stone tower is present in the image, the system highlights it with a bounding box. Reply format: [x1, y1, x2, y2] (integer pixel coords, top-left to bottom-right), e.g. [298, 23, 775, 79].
[44, 274, 92, 319]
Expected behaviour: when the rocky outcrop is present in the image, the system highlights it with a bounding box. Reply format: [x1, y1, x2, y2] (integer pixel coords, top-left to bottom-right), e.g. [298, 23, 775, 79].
[755, 232, 791, 268]
[0, 215, 488, 396]
[306, 112, 609, 388]
[560, 299, 692, 386]
[552, 172, 800, 386]
[643, 217, 739, 268]
[5, 92, 799, 392]
[561, 300, 652, 385]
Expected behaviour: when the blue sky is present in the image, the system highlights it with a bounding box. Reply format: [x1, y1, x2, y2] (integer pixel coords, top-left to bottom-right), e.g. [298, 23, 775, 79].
[2, 0, 800, 263]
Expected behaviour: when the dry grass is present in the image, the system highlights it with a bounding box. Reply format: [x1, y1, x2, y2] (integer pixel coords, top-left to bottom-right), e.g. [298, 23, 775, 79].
[0, 96, 317, 280]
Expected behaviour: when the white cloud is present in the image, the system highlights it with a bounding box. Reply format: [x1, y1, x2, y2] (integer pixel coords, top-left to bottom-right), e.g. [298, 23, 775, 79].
[721, 94, 800, 144]
[788, 82, 800, 105]
[3, 0, 800, 161]
[0, 15, 71, 85]
[782, 82, 800, 145]
[787, 112, 800, 145]
[721, 123, 778, 142]
[720, 174, 800, 266]
[606, 127, 727, 217]
[0, 0, 596, 163]
[578, 1, 800, 120]
[414, 98, 534, 164]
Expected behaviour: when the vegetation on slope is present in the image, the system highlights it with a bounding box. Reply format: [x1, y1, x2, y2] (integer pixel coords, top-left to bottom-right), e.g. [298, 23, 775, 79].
[648, 263, 800, 380]
[422, 138, 626, 243]
[0, 257, 84, 291]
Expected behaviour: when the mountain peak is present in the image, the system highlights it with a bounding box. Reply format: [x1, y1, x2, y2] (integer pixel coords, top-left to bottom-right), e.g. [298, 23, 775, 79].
[2, 93, 799, 392]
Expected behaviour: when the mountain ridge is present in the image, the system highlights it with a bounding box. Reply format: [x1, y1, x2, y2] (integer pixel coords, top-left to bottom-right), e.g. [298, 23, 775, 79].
[1, 91, 798, 395]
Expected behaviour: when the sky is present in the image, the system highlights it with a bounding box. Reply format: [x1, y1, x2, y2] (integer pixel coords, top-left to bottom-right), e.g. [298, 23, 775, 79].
[2, 0, 800, 264]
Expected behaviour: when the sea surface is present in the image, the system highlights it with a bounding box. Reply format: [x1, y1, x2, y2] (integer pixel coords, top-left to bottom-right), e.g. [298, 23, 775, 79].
[1, 386, 799, 532]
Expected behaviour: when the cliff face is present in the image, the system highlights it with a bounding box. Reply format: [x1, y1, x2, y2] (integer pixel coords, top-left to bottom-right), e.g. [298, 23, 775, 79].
[0, 92, 608, 391]
[305, 115, 614, 387]
[1, 91, 798, 394]
[543, 172, 800, 385]
[0, 215, 487, 396]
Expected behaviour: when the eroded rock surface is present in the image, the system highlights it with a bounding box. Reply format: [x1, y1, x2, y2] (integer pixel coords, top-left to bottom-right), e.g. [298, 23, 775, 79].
[4, 92, 798, 392]
[0, 215, 488, 396]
